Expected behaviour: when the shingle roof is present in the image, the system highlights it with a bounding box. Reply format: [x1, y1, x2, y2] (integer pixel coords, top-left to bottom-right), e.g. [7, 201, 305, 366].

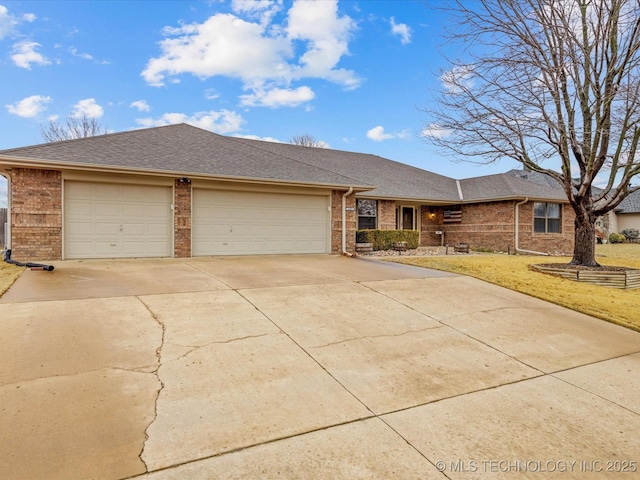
[0, 124, 370, 189]
[460, 172, 567, 202]
[0, 123, 568, 204]
[233, 137, 459, 201]
[616, 190, 640, 214]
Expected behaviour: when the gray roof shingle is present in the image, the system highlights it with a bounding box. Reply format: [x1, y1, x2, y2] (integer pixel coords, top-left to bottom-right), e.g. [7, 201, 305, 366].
[460, 173, 567, 202]
[0, 124, 370, 188]
[616, 190, 640, 213]
[0, 123, 569, 204]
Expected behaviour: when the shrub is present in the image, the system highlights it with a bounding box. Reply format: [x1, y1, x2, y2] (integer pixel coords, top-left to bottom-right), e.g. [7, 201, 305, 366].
[356, 229, 419, 250]
[621, 228, 639, 241]
[609, 232, 626, 244]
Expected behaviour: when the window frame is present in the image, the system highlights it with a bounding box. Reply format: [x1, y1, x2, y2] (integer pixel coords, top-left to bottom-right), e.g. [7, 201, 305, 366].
[356, 199, 377, 230]
[533, 202, 562, 234]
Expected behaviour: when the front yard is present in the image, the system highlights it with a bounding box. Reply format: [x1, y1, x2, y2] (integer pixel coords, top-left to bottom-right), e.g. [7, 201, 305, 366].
[390, 243, 640, 332]
[0, 257, 23, 297]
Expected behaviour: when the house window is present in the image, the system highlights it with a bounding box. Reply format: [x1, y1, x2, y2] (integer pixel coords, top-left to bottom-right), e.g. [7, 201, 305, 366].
[534, 202, 561, 233]
[357, 199, 377, 230]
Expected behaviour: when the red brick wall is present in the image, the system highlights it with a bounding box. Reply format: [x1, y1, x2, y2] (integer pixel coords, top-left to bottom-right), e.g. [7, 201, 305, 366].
[377, 200, 397, 230]
[10, 168, 62, 261]
[421, 200, 575, 254]
[174, 179, 191, 257]
[331, 190, 356, 253]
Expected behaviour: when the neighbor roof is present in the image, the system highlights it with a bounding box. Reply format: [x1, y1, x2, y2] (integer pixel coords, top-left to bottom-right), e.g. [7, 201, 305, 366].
[616, 190, 640, 214]
[0, 123, 568, 204]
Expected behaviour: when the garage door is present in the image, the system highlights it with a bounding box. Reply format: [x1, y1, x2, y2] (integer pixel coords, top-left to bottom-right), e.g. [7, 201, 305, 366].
[193, 189, 329, 255]
[64, 181, 172, 259]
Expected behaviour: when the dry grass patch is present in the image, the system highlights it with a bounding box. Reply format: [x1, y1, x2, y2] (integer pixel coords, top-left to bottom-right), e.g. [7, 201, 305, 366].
[390, 244, 640, 332]
[0, 260, 24, 297]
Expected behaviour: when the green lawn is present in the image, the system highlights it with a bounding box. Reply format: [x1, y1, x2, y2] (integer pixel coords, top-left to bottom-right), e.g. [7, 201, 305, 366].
[389, 243, 640, 332]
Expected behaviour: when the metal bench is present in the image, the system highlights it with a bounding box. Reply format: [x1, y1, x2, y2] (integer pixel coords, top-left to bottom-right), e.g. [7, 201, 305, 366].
[453, 242, 470, 254]
[392, 241, 408, 254]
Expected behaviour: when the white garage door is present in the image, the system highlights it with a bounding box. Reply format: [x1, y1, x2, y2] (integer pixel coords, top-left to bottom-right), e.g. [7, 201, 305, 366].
[193, 189, 329, 256]
[64, 181, 172, 259]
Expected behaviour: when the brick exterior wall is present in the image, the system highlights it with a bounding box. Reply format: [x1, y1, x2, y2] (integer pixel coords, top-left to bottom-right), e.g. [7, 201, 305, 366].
[377, 199, 397, 230]
[331, 190, 356, 253]
[421, 200, 575, 254]
[10, 168, 63, 261]
[174, 179, 191, 257]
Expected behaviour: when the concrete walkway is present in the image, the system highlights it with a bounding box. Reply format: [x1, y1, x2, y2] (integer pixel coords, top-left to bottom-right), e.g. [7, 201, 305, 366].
[1, 255, 640, 479]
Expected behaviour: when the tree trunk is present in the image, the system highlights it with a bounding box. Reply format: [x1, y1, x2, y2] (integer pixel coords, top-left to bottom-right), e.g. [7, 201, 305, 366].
[570, 215, 599, 267]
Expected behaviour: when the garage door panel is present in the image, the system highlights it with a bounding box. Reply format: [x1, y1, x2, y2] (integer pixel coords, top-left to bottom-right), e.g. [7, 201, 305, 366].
[193, 189, 328, 256]
[65, 181, 171, 259]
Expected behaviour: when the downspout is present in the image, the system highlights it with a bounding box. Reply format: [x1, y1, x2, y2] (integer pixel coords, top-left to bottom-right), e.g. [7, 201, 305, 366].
[342, 187, 355, 256]
[2, 173, 10, 251]
[514, 197, 549, 256]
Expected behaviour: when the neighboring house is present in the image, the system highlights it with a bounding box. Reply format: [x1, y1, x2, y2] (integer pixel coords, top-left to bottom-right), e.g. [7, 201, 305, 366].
[0, 124, 574, 261]
[611, 190, 640, 234]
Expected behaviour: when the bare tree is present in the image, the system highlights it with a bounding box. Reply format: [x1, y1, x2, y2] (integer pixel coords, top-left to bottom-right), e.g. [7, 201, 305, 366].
[289, 134, 329, 148]
[40, 114, 107, 143]
[424, 0, 640, 266]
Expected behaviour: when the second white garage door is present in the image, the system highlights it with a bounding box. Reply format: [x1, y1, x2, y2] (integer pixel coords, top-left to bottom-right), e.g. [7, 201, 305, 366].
[193, 189, 329, 255]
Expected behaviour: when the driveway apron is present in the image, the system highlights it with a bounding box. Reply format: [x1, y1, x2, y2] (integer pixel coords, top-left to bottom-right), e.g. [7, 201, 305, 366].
[1, 255, 640, 480]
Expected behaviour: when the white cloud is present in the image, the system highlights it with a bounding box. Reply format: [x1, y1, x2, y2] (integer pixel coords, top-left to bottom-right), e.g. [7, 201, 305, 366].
[286, 0, 359, 87]
[234, 133, 282, 143]
[231, 0, 283, 25]
[422, 123, 452, 139]
[240, 85, 314, 108]
[441, 65, 475, 94]
[11, 41, 50, 69]
[136, 109, 244, 134]
[6, 95, 52, 118]
[72, 98, 103, 118]
[366, 125, 411, 142]
[0, 5, 35, 40]
[130, 100, 151, 112]
[69, 47, 94, 61]
[141, 0, 360, 107]
[204, 88, 220, 100]
[390, 17, 411, 45]
[142, 14, 290, 87]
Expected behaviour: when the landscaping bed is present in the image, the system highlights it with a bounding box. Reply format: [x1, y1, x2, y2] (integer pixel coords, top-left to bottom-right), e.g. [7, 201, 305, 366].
[530, 263, 640, 289]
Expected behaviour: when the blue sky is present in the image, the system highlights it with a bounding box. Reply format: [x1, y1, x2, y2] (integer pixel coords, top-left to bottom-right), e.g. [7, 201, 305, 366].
[0, 0, 521, 207]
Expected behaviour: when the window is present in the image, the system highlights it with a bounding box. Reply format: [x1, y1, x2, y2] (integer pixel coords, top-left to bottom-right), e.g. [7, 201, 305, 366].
[357, 199, 377, 230]
[534, 202, 561, 233]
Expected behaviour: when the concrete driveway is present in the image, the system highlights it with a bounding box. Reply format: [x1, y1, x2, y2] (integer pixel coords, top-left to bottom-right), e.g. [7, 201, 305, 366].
[1, 255, 640, 479]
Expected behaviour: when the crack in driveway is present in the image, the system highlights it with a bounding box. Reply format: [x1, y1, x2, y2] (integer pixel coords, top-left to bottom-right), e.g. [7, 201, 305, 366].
[172, 332, 279, 361]
[135, 296, 166, 473]
[308, 325, 445, 349]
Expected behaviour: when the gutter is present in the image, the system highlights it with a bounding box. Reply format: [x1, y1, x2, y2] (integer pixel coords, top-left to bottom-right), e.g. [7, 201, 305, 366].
[342, 187, 355, 257]
[514, 197, 549, 256]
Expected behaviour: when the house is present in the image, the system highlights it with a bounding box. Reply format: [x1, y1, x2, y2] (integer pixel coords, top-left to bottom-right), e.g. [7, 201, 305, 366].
[0, 123, 574, 261]
[611, 190, 640, 235]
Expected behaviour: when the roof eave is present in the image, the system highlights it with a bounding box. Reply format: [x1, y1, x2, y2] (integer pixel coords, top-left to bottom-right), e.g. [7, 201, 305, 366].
[0, 155, 375, 192]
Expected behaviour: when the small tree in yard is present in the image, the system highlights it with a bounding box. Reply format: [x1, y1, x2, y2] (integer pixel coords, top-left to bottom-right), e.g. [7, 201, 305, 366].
[40, 114, 107, 143]
[424, 0, 640, 266]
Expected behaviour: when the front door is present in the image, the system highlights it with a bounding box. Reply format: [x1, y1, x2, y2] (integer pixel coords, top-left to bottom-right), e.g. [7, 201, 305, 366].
[401, 206, 414, 230]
